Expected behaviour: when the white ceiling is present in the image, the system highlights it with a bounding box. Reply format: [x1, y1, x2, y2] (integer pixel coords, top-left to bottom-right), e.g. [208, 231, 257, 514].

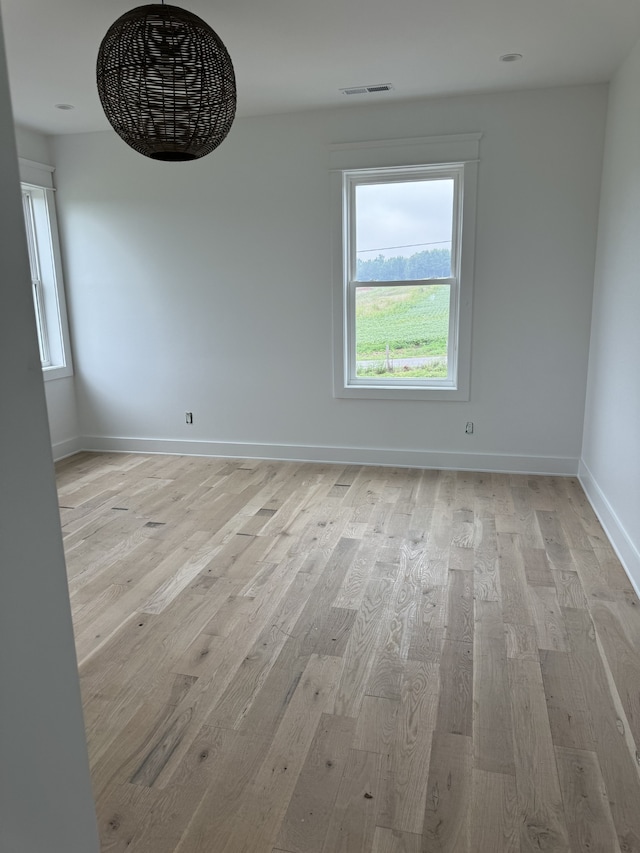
[2, 0, 640, 136]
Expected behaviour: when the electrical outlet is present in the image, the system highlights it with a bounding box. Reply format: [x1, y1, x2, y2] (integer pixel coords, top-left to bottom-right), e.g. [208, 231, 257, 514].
[465, 421, 474, 434]
[185, 412, 193, 424]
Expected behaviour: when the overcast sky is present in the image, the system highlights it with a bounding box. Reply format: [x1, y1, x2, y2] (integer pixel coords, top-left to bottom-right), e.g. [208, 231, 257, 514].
[356, 178, 453, 259]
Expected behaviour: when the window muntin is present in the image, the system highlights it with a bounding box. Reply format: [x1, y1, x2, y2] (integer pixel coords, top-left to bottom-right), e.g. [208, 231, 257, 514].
[344, 165, 463, 390]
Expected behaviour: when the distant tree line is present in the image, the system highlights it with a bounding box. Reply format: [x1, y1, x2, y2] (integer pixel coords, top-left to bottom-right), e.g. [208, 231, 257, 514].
[356, 247, 451, 281]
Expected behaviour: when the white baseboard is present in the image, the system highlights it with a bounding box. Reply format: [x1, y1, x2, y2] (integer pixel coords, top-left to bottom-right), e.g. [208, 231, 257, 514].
[579, 459, 640, 598]
[78, 434, 579, 476]
[51, 436, 82, 462]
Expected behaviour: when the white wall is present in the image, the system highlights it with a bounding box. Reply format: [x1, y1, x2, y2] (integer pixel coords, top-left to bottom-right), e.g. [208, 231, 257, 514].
[0, 15, 99, 853]
[44, 374, 81, 458]
[14, 123, 80, 458]
[52, 84, 607, 474]
[14, 123, 50, 163]
[581, 39, 640, 591]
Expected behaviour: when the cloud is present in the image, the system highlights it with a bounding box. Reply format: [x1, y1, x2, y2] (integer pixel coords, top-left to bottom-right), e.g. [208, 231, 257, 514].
[356, 178, 453, 258]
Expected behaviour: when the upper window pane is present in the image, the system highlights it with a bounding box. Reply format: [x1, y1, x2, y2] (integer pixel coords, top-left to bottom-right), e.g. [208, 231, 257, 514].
[355, 178, 454, 282]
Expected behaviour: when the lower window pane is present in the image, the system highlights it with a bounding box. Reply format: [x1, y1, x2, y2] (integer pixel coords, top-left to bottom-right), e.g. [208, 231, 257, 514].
[355, 284, 450, 379]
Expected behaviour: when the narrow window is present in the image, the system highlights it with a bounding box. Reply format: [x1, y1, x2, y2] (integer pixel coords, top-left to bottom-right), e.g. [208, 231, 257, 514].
[19, 171, 73, 381]
[22, 189, 51, 366]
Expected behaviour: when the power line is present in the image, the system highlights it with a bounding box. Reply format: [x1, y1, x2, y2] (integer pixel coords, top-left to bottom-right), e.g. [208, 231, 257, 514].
[357, 239, 450, 254]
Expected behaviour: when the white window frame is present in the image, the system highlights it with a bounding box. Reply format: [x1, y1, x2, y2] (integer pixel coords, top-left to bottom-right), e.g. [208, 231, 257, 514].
[19, 159, 73, 381]
[331, 134, 480, 401]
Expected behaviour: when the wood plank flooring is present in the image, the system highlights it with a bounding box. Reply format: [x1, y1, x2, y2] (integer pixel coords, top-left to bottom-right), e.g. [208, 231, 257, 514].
[54, 452, 640, 853]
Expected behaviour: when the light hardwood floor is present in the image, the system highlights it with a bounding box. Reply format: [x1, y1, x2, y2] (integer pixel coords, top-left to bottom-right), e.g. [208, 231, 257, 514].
[55, 452, 640, 853]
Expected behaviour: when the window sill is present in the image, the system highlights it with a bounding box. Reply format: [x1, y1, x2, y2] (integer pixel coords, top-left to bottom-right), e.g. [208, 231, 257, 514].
[335, 383, 470, 401]
[43, 364, 74, 382]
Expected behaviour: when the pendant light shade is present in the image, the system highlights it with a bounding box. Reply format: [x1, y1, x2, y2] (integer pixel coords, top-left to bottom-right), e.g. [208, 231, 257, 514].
[97, 4, 236, 161]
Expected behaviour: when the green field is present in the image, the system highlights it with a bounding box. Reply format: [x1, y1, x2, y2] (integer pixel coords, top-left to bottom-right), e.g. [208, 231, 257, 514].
[355, 284, 449, 378]
[356, 360, 448, 379]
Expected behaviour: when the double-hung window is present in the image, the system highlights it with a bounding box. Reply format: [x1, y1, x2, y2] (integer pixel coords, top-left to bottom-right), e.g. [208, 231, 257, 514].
[22, 188, 51, 365]
[19, 159, 73, 380]
[332, 135, 479, 400]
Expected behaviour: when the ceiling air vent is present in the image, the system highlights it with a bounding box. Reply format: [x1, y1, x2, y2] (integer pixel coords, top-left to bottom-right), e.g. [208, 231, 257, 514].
[341, 83, 394, 96]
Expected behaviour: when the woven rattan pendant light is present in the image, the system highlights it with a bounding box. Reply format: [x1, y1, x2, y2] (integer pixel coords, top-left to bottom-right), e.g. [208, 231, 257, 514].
[97, 3, 236, 161]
